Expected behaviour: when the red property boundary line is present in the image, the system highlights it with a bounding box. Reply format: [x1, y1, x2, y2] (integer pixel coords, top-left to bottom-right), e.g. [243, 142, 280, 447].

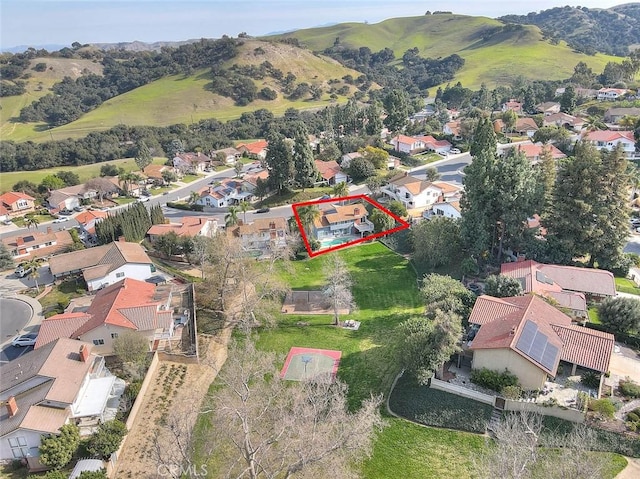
[280, 347, 342, 380]
[291, 194, 410, 257]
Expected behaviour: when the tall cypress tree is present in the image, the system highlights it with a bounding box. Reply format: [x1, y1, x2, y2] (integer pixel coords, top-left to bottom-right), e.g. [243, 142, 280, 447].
[266, 131, 293, 195]
[460, 118, 498, 259]
[592, 144, 630, 269]
[292, 123, 317, 190]
[544, 141, 602, 264]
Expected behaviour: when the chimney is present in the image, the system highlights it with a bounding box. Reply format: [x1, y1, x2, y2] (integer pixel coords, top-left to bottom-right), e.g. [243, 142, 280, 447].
[237, 219, 243, 226]
[47, 226, 52, 234]
[517, 254, 526, 263]
[269, 221, 276, 229]
[118, 236, 126, 242]
[6, 396, 18, 418]
[16, 237, 24, 246]
[354, 207, 360, 216]
[79, 344, 90, 362]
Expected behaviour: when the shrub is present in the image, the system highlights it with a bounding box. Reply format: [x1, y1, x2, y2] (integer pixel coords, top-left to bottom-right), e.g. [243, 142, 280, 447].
[86, 420, 127, 459]
[39, 424, 80, 469]
[470, 368, 519, 393]
[627, 412, 640, 423]
[588, 398, 616, 419]
[619, 378, 640, 398]
[580, 371, 600, 389]
[501, 385, 522, 400]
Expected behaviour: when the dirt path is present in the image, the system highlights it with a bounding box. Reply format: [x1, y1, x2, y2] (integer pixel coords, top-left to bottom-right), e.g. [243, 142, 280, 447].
[113, 328, 232, 479]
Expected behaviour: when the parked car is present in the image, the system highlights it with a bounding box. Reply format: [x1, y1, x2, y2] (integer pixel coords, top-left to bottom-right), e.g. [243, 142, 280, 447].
[59, 209, 73, 216]
[467, 283, 483, 295]
[137, 196, 150, 203]
[73, 206, 85, 212]
[53, 216, 70, 223]
[256, 207, 270, 213]
[11, 333, 38, 347]
[320, 195, 331, 200]
[15, 263, 32, 278]
[449, 148, 461, 154]
[2, 219, 12, 225]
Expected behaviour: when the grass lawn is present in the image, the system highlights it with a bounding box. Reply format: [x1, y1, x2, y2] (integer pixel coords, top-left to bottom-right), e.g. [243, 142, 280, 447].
[0, 157, 167, 194]
[258, 186, 335, 208]
[12, 214, 56, 227]
[180, 174, 202, 183]
[615, 277, 640, 295]
[588, 306, 601, 324]
[37, 279, 87, 314]
[112, 197, 137, 205]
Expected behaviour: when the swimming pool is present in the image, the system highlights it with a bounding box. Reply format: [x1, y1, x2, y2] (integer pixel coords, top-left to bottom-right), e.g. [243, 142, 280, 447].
[320, 236, 359, 248]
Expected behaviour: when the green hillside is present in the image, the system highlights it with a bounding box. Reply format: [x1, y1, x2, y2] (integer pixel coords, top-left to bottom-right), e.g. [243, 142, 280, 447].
[273, 13, 620, 90]
[1, 40, 362, 143]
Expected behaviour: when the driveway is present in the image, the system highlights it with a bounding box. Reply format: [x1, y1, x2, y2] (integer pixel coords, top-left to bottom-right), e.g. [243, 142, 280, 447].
[0, 264, 54, 296]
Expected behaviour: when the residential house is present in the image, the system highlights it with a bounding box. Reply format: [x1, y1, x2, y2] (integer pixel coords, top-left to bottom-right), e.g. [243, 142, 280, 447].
[0, 205, 9, 223]
[143, 164, 178, 185]
[2, 228, 73, 262]
[34, 278, 175, 354]
[0, 192, 36, 217]
[312, 203, 374, 240]
[431, 181, 463, 201]
[536, 102, 561, 116]
[173, 152, 211, 174]
[0, 338, 119, 460]
[75, 210, 107, 243]
[47, 183, 101, 211]
[502, 99, 523, 114]
[48, 240, 155, 292]
[583, 130, 636, 157]
[424, 200, 461, 220]
[604, 107, 640, 124]
[443, 120, 462, 140]
[340, 152, 363, 169]
[389, 134, 426, 154]
[315, 160, 348, 186]
[243, 170, 269, 193]
[513, 117, 539, 137]
[226, 217, 288, 254]
[146, 217, 218, 242]
[212, 147, 242, 165]
[414, 135, 452, 154]
[467, 294, 614, 394]
[236, 140, 269, 160]
[501, 259, 615, 310]
[504, 142, 567, 164]
[106, 176, 142, 198]
[597, 88, 628, 101]
[381, 173, 443, 209]
[195, 178, 252, 208]
[542, 112, 585, 131]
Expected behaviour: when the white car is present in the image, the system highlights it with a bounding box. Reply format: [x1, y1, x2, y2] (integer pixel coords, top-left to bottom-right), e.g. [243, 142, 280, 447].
[137, 196, 150, 203]
[53, 216, 70, 223]
[11, 333, 38, 347]
[449, 148, 461, 155]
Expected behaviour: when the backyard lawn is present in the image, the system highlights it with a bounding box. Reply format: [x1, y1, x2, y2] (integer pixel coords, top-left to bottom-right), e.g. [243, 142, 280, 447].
[615, 276, 640, 295]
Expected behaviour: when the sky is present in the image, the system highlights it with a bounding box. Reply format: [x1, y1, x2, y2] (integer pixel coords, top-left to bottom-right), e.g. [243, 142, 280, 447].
[0, 0, 627, 49]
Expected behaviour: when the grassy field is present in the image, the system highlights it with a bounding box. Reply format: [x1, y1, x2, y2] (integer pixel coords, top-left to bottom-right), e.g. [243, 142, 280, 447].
[0, 157, 167, 193]
[2, 40, 358, 143]
[275, 13, 620, 91]
[615, 276, 640, 295]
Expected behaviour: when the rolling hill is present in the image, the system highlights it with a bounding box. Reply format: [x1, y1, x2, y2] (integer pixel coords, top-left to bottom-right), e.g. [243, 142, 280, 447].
[271, 13, 620, 90]
[0, 40, 362, 143]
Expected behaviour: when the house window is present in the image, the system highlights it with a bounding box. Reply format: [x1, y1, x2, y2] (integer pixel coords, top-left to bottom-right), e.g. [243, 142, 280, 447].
[93, 339, 105, 345]
[111, 333, 119, 339]
[8, 436, 28, 458]
[115, 272, 125, 278]
[32, 245, 39, 249]
[45, 242, 53, 246]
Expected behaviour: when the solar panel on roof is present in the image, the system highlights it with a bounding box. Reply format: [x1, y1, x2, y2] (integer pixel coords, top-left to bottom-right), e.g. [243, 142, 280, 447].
[515, 320, 560, 372]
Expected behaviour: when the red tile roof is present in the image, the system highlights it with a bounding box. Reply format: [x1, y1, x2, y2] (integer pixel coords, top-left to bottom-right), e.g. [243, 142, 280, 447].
[36, 278, 172, 345]
[75, 210, 107, 225]
[236, 140, 268, 155]
[469, 294, 612, 375]
[585, 130, 634, 143]
[147, 217, 216, 237]
[314, 160, 343, 181]
[501, 259, 615, 297]
[0, 191, 35, 205]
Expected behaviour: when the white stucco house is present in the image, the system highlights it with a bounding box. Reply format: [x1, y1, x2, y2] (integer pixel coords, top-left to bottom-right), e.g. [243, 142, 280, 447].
[381, 173, 444, 209]
[48, 240, 155, 292]
[0, 339, 118, 460]
[424, 200, 461, 220]
[583, 130, 636, 158]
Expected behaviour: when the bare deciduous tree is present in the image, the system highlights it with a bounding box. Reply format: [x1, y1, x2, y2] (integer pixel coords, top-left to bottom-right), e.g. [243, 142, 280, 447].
[195, 234, 290, 332]
[322, 254, 356, 326]
[204, 338, 384, 479]
[475, 412, 608, 479]
[86, 177, 116, 204]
